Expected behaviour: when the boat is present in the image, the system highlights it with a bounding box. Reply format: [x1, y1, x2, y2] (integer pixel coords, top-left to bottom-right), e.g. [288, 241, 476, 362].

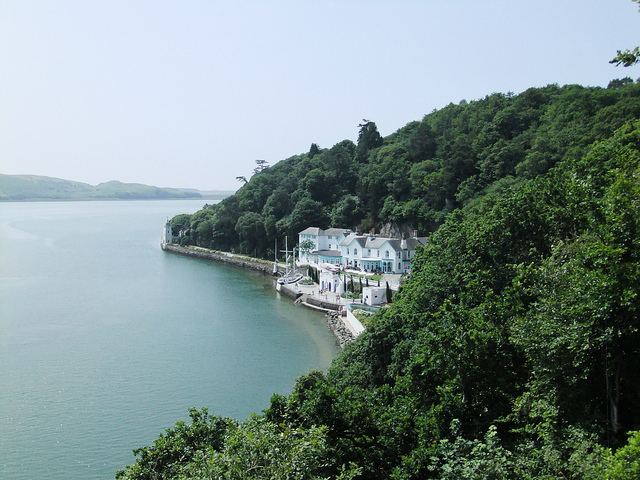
[276, 236, 302, 284]
[277, 272, 303, 285]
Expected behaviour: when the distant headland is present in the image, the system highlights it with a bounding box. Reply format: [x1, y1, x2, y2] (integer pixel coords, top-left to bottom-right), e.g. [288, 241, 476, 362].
[0, 174, 234, 201]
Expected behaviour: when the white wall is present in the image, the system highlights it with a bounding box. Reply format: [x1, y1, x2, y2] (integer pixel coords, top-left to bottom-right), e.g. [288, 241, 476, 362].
[362, 286, 387, 305]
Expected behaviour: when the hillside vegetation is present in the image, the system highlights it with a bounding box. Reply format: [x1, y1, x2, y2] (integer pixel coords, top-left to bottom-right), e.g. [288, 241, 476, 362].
[171, 81, 640, 260]
[119, 81, 640, 479]
[0, 174, 206, 201]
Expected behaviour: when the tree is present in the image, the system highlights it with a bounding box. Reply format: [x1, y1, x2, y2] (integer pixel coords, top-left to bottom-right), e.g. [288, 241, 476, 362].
[237, 175, 278, 213]
[330, 194, 364, 228]
[309, 143, 321, 158]
[289, 197, 329, 236]
[301, 168, 332, 205]
[355, 120, 383, 162]
[299, 239, 316, 257]
[608, 77, 635, 89]
[209, 197, 241, 251]
[170, 213, 191, 236]
[405, 119, 437, 161]
[324, 139, 357, 189]
[610, 0, 640, 66]
[611, 46, 640, 68]
[262, 187, 291, 218]
[115, 408, 233, 480]
[253, 159, 270, 175]
[235, 212, 267, 255]
[190, 208, 216, 247]
[600, 431, 640, 479]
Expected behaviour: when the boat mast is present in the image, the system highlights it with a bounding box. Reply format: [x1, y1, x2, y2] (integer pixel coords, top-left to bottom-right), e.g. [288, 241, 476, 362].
[273, 237, 278, 275]
[280, 237, 294, 276]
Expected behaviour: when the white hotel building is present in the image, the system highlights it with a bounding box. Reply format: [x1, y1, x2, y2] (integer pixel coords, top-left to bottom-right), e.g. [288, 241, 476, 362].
[298, 227, 426, 274]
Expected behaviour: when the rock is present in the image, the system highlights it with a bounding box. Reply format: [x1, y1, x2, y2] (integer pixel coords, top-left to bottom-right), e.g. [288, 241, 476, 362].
[325, 311, 356, 349]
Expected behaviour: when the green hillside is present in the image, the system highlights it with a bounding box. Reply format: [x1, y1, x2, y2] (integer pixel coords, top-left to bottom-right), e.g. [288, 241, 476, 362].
[169, 81, 640, 258]
[114, 80, 640, 480]
[0, 174, 204, 201]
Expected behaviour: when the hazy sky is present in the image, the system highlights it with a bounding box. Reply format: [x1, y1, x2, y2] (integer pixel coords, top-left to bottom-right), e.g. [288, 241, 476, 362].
[1, 1, 639, 191]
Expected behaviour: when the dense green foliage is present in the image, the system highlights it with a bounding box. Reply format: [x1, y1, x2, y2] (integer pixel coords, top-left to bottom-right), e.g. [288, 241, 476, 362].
[120, 85, 640, 479]
[173, 81, 640, 257]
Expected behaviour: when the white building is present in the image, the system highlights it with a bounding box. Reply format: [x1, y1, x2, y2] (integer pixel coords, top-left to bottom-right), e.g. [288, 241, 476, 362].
[362, 286, 387, 305]
[162, 218, 173, 246]
[298, 227, 352, 266]
[299, 227, 426, 274]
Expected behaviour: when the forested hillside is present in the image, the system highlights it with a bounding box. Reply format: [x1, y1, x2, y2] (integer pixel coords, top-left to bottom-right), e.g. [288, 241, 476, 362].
[171, 80, 640, 259]
[119, 81, 640, 480]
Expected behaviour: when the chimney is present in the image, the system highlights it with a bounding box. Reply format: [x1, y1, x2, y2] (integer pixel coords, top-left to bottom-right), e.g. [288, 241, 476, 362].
[413, 230, 418, 239]
[401, 232, 407, 250]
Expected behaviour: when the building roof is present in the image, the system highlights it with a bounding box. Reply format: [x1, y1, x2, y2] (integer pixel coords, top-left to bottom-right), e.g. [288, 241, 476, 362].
[340, 234, 368, 248]
[315, 249, 342, 257]
[299, 227, 352, 237]
[299, 227, 321, 236]
[405, 237, 427, 249]
[302, 226, 427, 250]
[325, 228, 352, 237]
[364, 237, 389, 249]
[385, 239, 402, 250]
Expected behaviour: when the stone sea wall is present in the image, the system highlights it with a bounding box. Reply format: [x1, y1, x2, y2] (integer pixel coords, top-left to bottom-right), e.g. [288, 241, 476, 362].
[325, 311, 356, 348]
[277, 284, 303, 301]
[162, 244, 283, 274]
[305, 296, 341, 311]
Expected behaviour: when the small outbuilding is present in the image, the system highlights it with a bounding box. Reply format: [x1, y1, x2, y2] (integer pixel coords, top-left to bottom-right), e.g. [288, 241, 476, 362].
[362, 286, 387, 306]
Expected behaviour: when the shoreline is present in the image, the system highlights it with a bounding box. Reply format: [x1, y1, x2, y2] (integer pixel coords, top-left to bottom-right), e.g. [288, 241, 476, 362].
[161, 243, 357, 348]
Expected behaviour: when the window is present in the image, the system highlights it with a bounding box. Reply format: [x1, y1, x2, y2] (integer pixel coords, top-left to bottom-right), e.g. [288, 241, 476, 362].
[354, 248, 358, 255]
[347, 248, 350, 255]
[377, 250, 380, 257]
[368, 249, 371, 256]
[385, 250, 389, 258]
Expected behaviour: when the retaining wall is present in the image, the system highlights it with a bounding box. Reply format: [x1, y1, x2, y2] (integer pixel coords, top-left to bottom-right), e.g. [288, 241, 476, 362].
[277, 284, 303, 301]
[305, 296, 342, 311]
[163, 244, 284, 274]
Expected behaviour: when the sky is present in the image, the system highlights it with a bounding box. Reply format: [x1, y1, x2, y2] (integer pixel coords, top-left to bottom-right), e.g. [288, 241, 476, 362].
[1, 1, 639, 191]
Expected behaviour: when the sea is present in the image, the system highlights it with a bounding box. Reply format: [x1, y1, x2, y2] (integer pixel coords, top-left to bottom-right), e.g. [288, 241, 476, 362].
[0, 199, 340, 480]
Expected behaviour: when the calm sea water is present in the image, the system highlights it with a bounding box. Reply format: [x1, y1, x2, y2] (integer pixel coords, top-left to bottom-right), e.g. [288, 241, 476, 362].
[0, 200, 340, 480]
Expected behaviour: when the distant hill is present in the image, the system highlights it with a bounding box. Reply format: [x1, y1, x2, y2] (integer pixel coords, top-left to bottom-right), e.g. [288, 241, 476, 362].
[0, 174, 234, 201]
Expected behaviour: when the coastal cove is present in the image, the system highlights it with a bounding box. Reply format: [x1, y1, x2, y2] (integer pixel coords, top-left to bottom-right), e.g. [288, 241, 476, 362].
[160, 243, 361, 347]
[0, 200, 341, 480]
